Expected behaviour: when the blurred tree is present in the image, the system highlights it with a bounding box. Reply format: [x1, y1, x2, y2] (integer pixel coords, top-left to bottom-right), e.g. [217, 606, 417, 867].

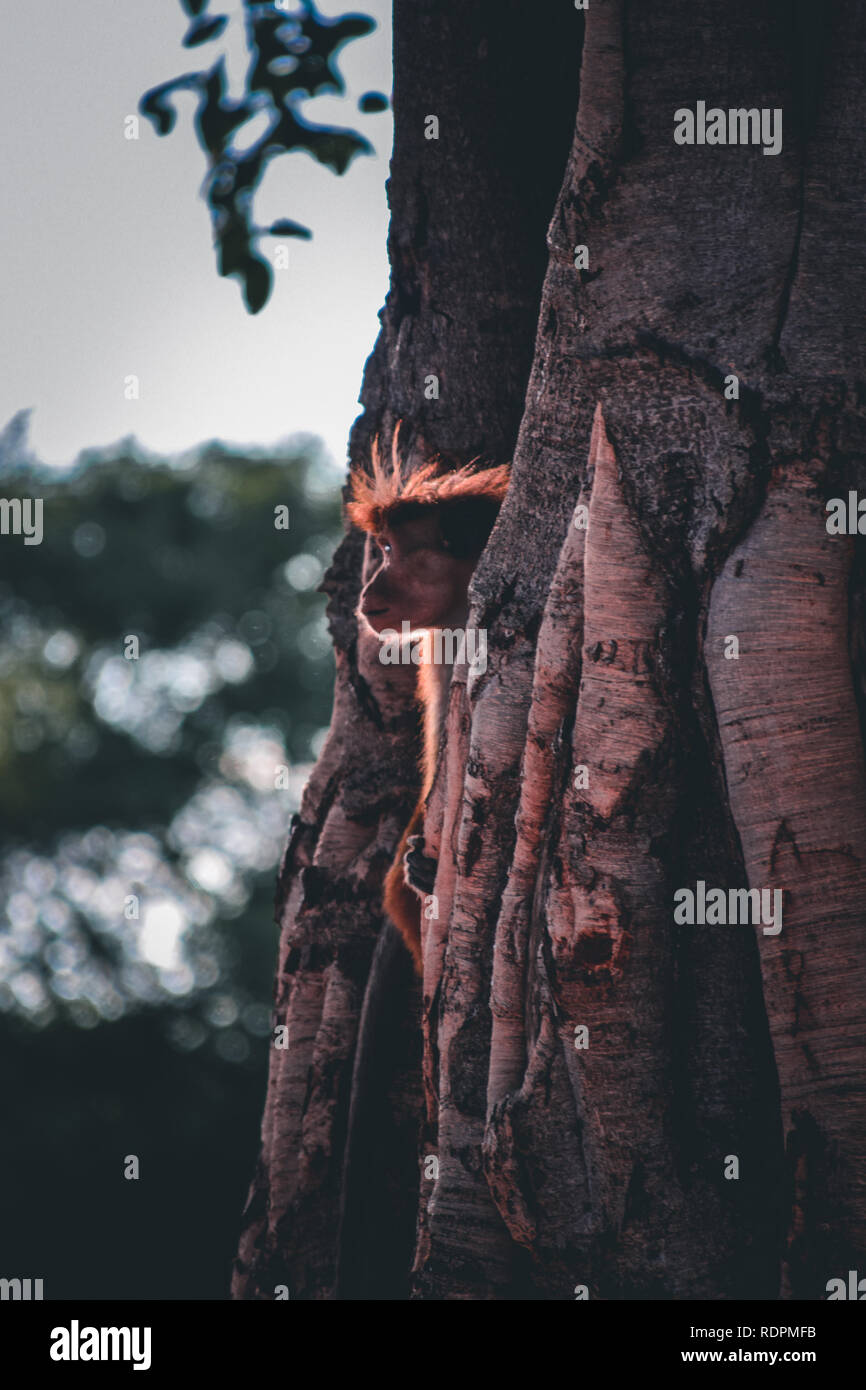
[0, 421, 339, 838]
[140, 0, 385, 311]
[0, 419, 342, 1296]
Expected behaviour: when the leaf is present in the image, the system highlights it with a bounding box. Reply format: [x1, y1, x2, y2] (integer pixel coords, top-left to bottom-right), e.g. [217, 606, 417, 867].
[140, 89, 177, 136]
[142, 0, 377, 313]
[358, 91, 388, 113]
[183, 15, 229, 48]
[240, 256, 272, 315]
[139, 76, 200, 135]
[300, 123, 373, 175]
[216, 219, 249, 278]
[267, 219, 312, 239]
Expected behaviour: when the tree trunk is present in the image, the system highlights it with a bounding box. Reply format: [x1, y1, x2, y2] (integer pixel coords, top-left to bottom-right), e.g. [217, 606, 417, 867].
[234, 0, 866, 1300]
[232, 0, 581, 1301]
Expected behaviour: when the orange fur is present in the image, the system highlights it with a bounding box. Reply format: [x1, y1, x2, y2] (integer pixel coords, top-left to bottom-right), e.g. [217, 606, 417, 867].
[350, 432, 510, 972]
[383, 808, 425, 974]
[347, 433, 510, 536]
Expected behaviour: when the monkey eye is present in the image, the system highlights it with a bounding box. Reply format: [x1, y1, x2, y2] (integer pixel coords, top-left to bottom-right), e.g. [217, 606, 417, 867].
[375, 536, 392, 556]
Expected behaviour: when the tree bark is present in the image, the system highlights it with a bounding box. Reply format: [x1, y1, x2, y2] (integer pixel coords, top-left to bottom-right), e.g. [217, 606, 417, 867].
[232, 0, 581, 1300]
[235, 0, 866, 1300]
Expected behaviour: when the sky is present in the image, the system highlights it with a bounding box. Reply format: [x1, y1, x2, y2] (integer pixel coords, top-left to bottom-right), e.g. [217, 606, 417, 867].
[0, 0, 392, 471]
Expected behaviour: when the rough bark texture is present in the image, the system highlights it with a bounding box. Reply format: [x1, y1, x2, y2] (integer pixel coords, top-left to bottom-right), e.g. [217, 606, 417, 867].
[232, 0, 581, 1300]
[235, 0, 866, 1299]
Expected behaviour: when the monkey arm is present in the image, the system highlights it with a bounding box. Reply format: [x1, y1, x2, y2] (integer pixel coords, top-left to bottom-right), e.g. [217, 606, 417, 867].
[383, 807, 425, 973]
[404, 832, 438, 896]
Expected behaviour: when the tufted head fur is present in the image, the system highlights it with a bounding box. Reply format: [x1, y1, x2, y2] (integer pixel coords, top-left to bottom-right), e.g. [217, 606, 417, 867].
[347, 430, 510, 554]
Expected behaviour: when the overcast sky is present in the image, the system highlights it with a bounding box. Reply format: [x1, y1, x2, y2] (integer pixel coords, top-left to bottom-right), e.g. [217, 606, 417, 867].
[0, 0, 392, 470]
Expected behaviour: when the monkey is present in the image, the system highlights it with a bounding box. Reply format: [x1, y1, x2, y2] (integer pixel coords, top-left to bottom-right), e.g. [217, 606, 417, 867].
[347, 440, 510, 971]
[334, 439, 508, 1298]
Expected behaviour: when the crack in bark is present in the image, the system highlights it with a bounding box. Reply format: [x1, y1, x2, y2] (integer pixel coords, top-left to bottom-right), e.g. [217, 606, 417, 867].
[768, 0, 832, 369]
[768, 160, 806, 370]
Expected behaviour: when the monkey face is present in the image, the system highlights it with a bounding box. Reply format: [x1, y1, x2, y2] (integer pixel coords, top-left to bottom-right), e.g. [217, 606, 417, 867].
[358, 514, 479, 635]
